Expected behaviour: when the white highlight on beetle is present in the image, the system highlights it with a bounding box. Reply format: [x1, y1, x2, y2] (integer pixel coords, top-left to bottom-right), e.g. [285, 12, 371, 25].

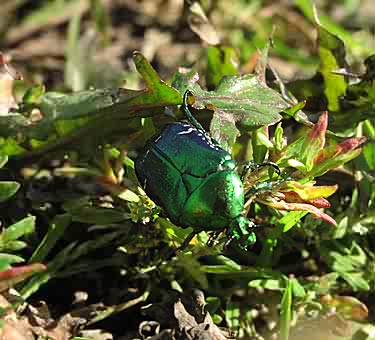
[178, 127, 195, 135]
[177, 125, 220, 150]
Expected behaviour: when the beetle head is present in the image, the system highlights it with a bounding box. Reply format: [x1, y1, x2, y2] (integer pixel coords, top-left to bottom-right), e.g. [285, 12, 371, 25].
[229, 216, 256, 251]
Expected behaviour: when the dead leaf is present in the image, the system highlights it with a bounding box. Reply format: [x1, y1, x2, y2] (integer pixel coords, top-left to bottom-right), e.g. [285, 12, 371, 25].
[0, 53, 22, 114]
[187, 2, 221, 45]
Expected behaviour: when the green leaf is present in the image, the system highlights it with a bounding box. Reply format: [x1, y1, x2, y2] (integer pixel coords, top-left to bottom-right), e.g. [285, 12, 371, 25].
[280, 278, 293, 340]
[339, 272, 370, 291]
[295, 0, 367, 55]
[333, 58, 375, 130]
[309, 137, 366, 177]
[68, 206, 127, 224]
[0, 155, 7, 168]
[200, 255, 242, 273]
[225, 301, 240, 330]
[363, 142, 375, 170]
[176, 253, 208, 288]
[283, 101, 309, 123]
[29, 214, 71, 263]
[1, 216, 35, 243]
[322, 241, 370, 291]
[0, 113, 30, 139]
[278, 211, 308, 232]
[317, 17, 348, 112]
[132, 51, 182, 107]
[0, 254, 25, 271]
[249, 278, 284, 290]
[300, 111, 327, 169]
[0, 181, 20, 202]
[206, 46, 239, 89]
[0, 137, 27, 156]
[252, 127, 272, 163]
[11, 52, 182, 160]
[291, 278, 306, 298]
[173, 71, 288, 150]
[159, 218, 193, 244]
[21, 243, 77, 299]
[2, 241, 28, 251]
[22, 84, 45, 104]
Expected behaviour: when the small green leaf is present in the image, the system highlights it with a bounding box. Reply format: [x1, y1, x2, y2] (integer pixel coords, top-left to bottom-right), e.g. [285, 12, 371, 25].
[158, 218, 193, 244]
[0, 254, 24, 271]
[176, 253, 208, 288]
[1, 216, 35, 243]
[67, 206, 127, 224]
[22, 84, 45, 104]
[29, 214, 71, 263]
[0, 112, 31, 138]
[339, 272, 370, 291]
[132, 51, 182, 106]
[314, 10, 348, 112]
[0, 181, 20, 202]
[249, 278, 284, 290]
[0, 137, 27, 156]
[206, 46, 238, 89]
[309, 137, 366, 177]
[363, 142, 375, 170]
[278, 211, 308, 232]
[300, 111, 328, 169]
[280, 278, 293, 340]
[252, 127, 268, 163]
[0, 155, 7, 168]
[291, 278, 306, 298]
[273, 122, 287, 153]
[201, 255, 242, 273]
[2, 241, 28, 251]
[225, 301, 240, 330]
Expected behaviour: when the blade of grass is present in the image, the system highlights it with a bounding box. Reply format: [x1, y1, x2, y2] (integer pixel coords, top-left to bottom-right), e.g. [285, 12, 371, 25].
[280, 277, 293, 340]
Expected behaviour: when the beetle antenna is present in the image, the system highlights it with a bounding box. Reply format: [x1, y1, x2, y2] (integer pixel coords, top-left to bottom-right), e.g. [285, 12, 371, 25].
[183, 90, 213, 143]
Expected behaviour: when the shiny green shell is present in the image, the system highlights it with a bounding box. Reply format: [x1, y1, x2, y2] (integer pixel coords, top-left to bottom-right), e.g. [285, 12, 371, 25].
[135, 122, 245, 231]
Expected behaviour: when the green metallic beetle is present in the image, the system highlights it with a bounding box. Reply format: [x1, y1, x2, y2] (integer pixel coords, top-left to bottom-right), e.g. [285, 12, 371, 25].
[135, 90, 256, 250]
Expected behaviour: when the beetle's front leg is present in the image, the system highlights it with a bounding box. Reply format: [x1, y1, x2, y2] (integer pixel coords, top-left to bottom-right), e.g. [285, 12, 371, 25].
[246, 177, 290, 199]
[207, 231, 222, 247]
[240, 160, 280, 181]
[223, 233, 237, 248]
[227, 216, 257, 250]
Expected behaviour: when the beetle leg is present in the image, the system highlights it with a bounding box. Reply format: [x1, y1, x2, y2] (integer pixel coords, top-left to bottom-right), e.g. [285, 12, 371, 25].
[240, 160, 280, 181]
[223, 233, 237, 248]
[258, 161, 280, 175]
[207, 231, 222, 247]
[246, 177, 291, 198]
[240, 160, 255, 180]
